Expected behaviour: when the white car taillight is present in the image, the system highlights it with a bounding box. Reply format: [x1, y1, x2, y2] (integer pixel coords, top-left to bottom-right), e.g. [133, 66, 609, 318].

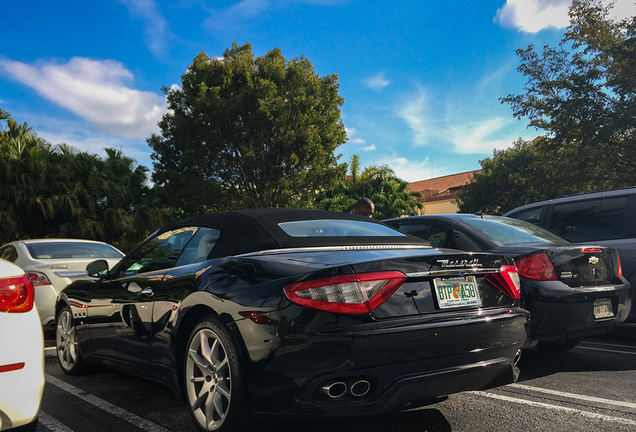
[0, 274, 35, 313]
[25, 271, 52, 286]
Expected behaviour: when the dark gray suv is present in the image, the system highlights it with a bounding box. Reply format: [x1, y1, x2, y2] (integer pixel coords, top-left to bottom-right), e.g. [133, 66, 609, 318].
[504, 187, 636, 323]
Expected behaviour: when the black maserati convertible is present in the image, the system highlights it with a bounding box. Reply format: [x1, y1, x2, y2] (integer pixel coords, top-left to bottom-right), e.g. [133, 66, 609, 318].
[383, 214, 631, 351]
[56, 209, 529, 432]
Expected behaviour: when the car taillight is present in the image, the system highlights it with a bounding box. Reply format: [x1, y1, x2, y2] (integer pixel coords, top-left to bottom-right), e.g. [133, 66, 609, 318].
[515, 252, 557, 281]
[616, 252, 623, 278]
[484, 265, 521, 299]
[283, 271, 407, 314]
[26, 271, 51, 286]
[0, 275, 35, 313]
[580, 247, 602, 253]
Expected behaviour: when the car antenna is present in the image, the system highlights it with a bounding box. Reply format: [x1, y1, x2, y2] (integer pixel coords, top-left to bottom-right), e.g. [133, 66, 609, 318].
[475, 211, 484, 219]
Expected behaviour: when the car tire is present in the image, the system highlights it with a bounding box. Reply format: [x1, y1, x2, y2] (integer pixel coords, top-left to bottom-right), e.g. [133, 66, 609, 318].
[56, 306, 89, 375]
[536, 338, 581, 352]
[184, 316, 253, 432]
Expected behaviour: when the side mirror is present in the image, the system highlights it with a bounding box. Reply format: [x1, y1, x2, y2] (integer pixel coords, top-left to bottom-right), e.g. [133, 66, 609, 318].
[87, 260, 110, 278]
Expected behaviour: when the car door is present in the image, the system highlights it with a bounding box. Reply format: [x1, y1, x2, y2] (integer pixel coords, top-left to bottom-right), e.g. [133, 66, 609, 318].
[149, 227, 221, 373]
[85, 227, 197, 370]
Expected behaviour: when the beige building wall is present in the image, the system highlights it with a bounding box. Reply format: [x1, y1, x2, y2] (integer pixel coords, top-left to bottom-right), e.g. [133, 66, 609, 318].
[423, 199, 459, 215]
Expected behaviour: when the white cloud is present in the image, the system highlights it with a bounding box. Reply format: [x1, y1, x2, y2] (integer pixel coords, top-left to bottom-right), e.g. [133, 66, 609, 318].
[361, 144, 376, 152]
[495, 0, 570, 32]
[203, 0, 343, 32]
[117, 0, 174, 58]
[346, 126, 368, 145]
[0, 57, 167, 139]
[495, 0, 635, 33]
[447, 117, 525, 154]
[386, 156, 434, 182]
[398, 86, 431, 146]
[396, 82, 535, 155]
[363, 72, 391, 91]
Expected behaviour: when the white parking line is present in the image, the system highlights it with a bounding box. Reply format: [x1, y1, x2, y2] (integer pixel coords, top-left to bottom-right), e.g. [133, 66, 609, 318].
[473, 391, 636, 426]
[508, 383, 636, 409]
[39, 411, 75, 432]
[46, 374, 170, 432]
[576, 345, 636, 356]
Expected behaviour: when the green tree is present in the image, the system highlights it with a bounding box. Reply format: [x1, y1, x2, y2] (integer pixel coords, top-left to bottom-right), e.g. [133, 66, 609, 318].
[459, 0, 635, 214]
[458, 138, 556, 214]
[314, 155, 422, 218]
[0, 110, 166, 249]
[500, 0, 636, 190]
[0, 112, 54, 237]
[149, 42, 348, 214]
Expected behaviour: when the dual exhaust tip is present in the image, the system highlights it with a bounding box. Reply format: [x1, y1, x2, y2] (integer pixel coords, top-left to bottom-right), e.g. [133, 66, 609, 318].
[320, 350, 521, 401]
[321, 379, 371, 399]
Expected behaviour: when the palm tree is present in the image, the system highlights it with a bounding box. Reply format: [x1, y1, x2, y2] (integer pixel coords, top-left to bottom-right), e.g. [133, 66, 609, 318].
[313, 155, 422, 218]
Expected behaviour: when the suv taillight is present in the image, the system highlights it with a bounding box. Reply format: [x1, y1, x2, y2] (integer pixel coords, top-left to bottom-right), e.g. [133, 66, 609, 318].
[284, 271, 407, 314]
[0, 275, 35, 313]
[515, 252, 557, 281]
[484, 265, 521, 299]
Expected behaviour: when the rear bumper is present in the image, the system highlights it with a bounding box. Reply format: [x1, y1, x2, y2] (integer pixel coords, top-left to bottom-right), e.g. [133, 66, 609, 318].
[0, 309, 44, 430]
[244, 307, 529, 416]
[522, 279, 632, 342]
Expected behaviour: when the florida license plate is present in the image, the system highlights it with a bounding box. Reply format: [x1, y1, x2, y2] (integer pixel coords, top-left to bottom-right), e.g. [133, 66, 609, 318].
[594, 298, 614, 319]
[434, 276, 481, 309]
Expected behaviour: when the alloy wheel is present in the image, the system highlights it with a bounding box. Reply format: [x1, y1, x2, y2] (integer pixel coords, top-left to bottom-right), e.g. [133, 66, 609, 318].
[185, 327, 233, 431]
[56, 308, 79, 371]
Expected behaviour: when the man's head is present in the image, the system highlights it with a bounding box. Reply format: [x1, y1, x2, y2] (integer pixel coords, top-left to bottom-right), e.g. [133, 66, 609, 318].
[352, 198, 375, 218]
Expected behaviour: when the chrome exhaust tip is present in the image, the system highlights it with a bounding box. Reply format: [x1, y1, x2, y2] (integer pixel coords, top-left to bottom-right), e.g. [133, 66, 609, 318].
[321, 381, 347, 399]
[350, 380, 371, 397]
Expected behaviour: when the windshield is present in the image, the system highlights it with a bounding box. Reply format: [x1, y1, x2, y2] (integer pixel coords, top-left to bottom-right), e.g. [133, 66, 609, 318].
[462, 216, 568, 245]
[278, 219, 407, 238]
[27, 242, 124, 259]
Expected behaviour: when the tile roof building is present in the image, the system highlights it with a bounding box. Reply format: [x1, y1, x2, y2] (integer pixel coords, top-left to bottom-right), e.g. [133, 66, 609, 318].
[409, 170, 480, 214]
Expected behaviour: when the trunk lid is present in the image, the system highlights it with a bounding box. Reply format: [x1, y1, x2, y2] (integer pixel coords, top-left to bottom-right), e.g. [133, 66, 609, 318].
[546, 245, 621, 287]
[350, 251, 518, 319]
[248, 247, 518, 319]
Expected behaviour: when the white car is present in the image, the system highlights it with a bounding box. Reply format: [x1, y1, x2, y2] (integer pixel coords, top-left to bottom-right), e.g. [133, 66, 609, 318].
[0, 258, 44, 431]
[0, 239, 124, 330]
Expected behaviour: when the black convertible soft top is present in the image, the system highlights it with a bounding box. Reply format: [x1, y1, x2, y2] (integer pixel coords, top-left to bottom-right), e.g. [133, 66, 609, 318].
[159, 208, 427, 258]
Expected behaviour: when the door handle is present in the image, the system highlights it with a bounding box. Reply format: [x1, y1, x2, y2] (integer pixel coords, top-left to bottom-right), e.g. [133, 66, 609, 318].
[139, 288, 154, 299]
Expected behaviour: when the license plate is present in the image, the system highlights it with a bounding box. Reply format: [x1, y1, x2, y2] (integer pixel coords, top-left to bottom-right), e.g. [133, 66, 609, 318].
[434, 276, 481, 309]
[594, 298, 614, 319]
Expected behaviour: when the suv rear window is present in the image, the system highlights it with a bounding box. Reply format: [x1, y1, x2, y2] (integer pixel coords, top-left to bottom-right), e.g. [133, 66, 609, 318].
[549, 197, 627, 241]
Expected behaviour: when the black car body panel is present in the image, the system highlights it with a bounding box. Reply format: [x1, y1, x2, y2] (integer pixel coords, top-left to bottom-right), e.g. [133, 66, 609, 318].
[503, 187, 636, 322]
[57, 209, 529, 424]
[383, 214, 631, 345]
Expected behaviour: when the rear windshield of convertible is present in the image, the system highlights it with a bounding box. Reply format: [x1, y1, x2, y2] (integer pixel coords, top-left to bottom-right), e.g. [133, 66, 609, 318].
[278, 219, 407, 237]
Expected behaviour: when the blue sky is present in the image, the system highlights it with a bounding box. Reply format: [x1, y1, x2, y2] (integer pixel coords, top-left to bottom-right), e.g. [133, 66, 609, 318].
[1, 1, 633, 182]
